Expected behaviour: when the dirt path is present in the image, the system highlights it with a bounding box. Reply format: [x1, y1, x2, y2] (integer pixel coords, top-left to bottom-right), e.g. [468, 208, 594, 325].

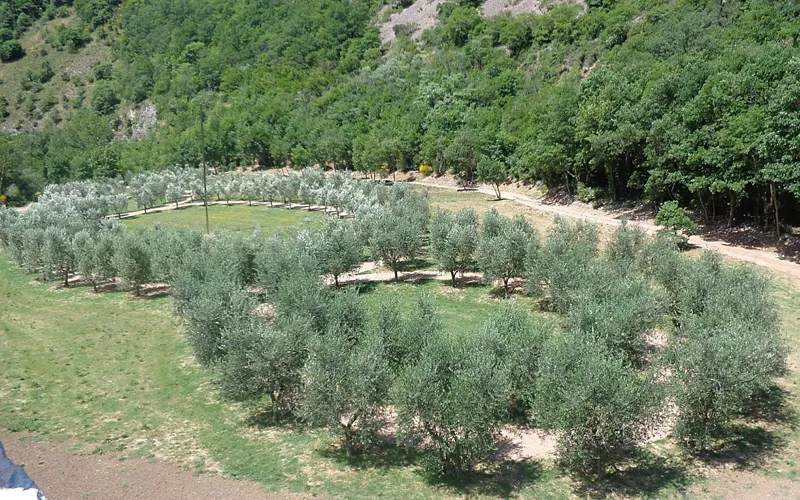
[335, 267, 483, 286]
[413, 180, 800, 284]
[0, 433, 305, 500]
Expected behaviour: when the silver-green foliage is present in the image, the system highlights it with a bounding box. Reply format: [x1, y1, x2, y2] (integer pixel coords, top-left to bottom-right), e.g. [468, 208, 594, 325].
[429, 207, 478, 286]
[301, 329, 392, 455]
[534, 332, 661, 476]
[477, 210, 533, 296]
[392, 333, 510, 478]
[317, 217, 363, 287]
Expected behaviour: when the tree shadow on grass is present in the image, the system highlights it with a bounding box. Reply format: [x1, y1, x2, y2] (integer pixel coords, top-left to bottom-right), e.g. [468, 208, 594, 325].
[741, 385, 797, 426]
[574, 451, 691, 499]
[319, 440, 421, 470]
[694, 424, 788, 470]
[243, 405, 301, 431]
[693, 386, 795, 470]
[433, 461, 545, 498]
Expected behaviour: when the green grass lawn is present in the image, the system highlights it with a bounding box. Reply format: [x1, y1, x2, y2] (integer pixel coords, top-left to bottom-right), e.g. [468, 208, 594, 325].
[3, 197, 800, 498]
[356, 279, 562, 335]
[0, 254, 576, 498]
[123, 204, 323, 235]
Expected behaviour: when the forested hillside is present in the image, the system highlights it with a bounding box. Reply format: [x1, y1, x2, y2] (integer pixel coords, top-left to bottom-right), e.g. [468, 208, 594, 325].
[2, 0, 800, 232]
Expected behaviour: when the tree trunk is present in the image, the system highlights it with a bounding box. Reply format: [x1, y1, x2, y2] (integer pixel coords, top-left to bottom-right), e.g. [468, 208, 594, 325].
[144, 206, 148, 214]
[770, 182, 780, 237]
[712, 196, 716, 221]
[394, 268, 399, 281]
[334, 274, 340, 288]
[451, 270, 457, 287]
[63, 267, 69, 288]
[503, 277, 510, 298]
[727, 192, 736, 228]
[696, 192, 709, 223]
[175, 201, 179, 209]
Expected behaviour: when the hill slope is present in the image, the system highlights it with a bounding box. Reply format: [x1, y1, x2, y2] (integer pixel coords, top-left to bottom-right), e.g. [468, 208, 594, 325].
[1, 0, 800, 237]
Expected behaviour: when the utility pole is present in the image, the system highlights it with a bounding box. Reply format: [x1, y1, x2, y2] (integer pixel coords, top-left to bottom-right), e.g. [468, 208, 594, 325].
[200, 108, 210, 234]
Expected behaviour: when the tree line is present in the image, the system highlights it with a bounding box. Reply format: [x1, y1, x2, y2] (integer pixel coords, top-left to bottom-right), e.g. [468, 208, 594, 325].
[4, 1, 800, 234]
[0, 175, 786, 480]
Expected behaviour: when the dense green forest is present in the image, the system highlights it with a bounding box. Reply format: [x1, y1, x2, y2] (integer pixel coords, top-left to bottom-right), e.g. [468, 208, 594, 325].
[2, 0, 800, 231]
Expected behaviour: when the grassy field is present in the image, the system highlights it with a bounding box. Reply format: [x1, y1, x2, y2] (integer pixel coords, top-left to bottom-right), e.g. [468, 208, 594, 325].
[0, 254, 577, 498]
[123, 204, 323, 235]
[2, 198, 800, 498]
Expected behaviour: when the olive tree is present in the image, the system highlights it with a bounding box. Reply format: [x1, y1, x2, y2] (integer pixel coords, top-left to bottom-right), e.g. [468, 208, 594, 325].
[42, 226, 75, 287]
[567, 264, 662, 365]
[429, 208, 478, 286]
[533, 332, 662, 477]
[530, 217, 598, 312]
[477, 213, 533, 296]
[165, 182, 183, 209]
[372, 294, 441, 371]
[392, 334, 509, 478]
[218, 316, 309, 414]
[301, 331, 391, 456]
[667, 258, 786, 451]
[73, 230, 117, 292]
[369, 206, 424, 280]
[317, 218, 362, 287]
[114, 229, 152, 295]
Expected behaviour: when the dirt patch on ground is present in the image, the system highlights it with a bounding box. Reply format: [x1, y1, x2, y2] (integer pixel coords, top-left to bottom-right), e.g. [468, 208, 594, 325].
[689, 470, 800, 499]
[0, 433, 305, 500]
[379, 0, 448, 43]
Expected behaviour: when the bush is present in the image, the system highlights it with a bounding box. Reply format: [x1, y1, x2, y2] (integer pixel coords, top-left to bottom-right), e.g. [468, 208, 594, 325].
[576, 182, 602, 203]
[27, 61, 55, 84]
[655, 200, 697, 246]
[0, 40, 24, 62]
[92, 81, 120, 115]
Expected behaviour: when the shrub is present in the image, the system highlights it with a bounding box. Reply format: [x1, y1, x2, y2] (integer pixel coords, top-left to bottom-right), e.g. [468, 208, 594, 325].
[92, 81, 120, 115]
[418, 163, 433, 176]
[576, 182, 602, 203]
[655, 200, 697, 247]
[0, 40, 24, 62]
